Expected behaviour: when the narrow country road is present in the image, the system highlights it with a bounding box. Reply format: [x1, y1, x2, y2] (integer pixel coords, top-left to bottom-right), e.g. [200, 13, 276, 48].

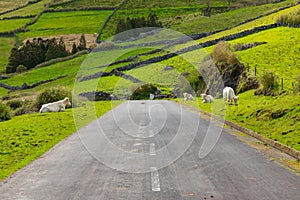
[0, 101, 299, 200]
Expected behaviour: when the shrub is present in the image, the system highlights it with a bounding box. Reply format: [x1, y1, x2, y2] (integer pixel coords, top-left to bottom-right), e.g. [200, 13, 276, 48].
[11, 99, 38, 116]
[0, 102, 11, 122]
[6, 99, 23, 110]
[130, 84, 157, 100]
[255, 71, 279, 96]
[16, 65, 27, 73]
[35, 87, 72, 109]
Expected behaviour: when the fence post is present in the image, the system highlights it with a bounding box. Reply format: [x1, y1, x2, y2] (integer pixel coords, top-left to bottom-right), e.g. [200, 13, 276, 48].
[281, 78, 284, 91]
[254, 66, 257, 76]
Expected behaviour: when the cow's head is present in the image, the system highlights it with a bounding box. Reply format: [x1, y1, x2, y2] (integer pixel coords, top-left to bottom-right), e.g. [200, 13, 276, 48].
[233, 96, 238, 106]
[64, 97, 72, 106]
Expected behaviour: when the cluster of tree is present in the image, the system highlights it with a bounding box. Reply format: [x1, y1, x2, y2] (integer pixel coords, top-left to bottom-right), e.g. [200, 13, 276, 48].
[114, 13, 162, 40]
[7, 34, 87, 73]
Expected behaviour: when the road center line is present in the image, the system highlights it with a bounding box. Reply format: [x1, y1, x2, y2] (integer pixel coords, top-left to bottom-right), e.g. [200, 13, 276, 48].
[149, 143, 156, 156]
[150, 167, 161, 192]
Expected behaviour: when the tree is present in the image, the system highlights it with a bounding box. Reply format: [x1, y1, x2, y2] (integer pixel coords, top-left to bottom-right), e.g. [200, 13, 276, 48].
[71, 42, 77, 54]
[77, 34, 87, 51]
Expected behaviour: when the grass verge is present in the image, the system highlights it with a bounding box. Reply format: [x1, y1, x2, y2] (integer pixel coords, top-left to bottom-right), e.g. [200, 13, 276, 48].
[0, 100, 122, 181]
[177, 90, 300, 152]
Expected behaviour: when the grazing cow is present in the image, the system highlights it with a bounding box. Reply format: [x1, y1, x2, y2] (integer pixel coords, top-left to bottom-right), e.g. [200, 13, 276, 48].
[200, 93, 214, 103]
[223, 87, 238, 106]
[183, 92, 194, 101]
[39, 97, 71, 113]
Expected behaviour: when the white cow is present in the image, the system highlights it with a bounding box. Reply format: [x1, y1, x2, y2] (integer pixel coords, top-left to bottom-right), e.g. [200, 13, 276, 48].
[223, 87, 238, 106]
[39, 97, 72, 113]
[200, 93, 214, 103]
[183, 92, 194, 101]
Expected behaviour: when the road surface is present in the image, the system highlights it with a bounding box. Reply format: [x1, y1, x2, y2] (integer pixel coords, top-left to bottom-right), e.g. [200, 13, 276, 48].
[0, 100, 299, 200]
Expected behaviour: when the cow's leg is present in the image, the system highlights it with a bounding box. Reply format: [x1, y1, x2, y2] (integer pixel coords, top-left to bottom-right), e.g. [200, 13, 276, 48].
[40, 107, 51, 113]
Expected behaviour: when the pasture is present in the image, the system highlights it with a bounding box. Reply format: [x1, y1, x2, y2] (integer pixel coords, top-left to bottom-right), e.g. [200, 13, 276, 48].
[179, 91, 300, 152]
[171, 0, 298, 34]
[0, 101, 121, 181]
[50, 0, 123, 9]
[0, 0, 47, 19]
[18, 10, 112, 42]
[233, 27, 300, 90]
[0, 18, 32, 33]
[0, 37, 15, 73]
[0, 0, 29, 13]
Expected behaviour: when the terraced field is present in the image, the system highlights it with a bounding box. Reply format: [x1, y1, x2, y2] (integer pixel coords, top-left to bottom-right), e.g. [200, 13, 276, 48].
[0, 0, 48, 19]
[18, 10, 112, 42]
[0, 0, 29, 13]
[50, 0, 123, 9]
[0, 37, 15, 73]
[0, 18, 32, 33]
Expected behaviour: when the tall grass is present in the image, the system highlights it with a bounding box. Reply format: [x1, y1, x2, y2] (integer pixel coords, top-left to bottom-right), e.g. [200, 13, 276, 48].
[277, 8, 300, 27]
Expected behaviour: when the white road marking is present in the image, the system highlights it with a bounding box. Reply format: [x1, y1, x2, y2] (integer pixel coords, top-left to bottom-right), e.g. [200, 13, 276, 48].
[150, 167, 160, 191]
[149, 143, 156, 156]
[133, 143, 143, 146]
[149, 130, 154, 137]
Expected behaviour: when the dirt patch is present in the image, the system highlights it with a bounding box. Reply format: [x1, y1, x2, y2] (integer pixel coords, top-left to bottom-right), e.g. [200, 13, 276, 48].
[23, 34, 98, 52]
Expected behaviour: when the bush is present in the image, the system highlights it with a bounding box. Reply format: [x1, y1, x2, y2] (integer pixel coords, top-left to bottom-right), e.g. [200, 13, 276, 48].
[35, 87, 72, 109]
[16, 65, 27, 73]
[12, 100, 38, 116]
[255, 71, 279, 96]
[0, 102, 11, 122]
[130, 84, 157, 100]
[236, 74, 259, 94]
[6, 99, 23, 110]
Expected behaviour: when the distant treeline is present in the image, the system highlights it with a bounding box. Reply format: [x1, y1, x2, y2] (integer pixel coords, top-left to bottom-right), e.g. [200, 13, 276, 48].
[7, 34, 87, 73]
[114, 13, 162, 40]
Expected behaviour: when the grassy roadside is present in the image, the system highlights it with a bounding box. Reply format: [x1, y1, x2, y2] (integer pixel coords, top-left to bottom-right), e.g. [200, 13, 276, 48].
[0, 100, 122, 181]
[176, 90, 300, 152]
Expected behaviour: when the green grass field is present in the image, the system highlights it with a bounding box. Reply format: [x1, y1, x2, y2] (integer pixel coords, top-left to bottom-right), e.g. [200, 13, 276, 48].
[0, 55, 86, 91]
[0, 0, 47, 19]
[51, 0, 123, 9]
[18, 10, 112, 42]
[0, 100, 121, 181]
[0, 18, 32, 33]
[0, 37, 15, 73]
[178, 90, 300, 152]
[121, 0, 279, 9]
[232, 27, 300, 90]
[100, 7, 204, 40]
[0, 0, 29, 13]
[171, 0, 298, 35]
[172, 3, 300, 51]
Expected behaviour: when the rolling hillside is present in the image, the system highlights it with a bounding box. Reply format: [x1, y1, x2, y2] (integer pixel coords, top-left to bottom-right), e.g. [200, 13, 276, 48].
[0, 0, 299, 180]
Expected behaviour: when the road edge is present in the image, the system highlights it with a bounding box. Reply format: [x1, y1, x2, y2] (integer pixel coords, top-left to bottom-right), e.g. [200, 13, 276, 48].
[176, 101, 300, 161]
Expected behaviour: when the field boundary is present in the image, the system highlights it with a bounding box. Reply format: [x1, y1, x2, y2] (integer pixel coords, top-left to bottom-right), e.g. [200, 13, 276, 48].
[0, 75, 67, 92]
[96, 0, 130, 42]
[81, 23, 279, 82]
[0, 0, 41, 16]
[178, 102, 300, 161]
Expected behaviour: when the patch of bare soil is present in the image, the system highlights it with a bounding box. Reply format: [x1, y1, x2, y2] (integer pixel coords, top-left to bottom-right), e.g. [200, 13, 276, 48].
[23, 34, 98, 52]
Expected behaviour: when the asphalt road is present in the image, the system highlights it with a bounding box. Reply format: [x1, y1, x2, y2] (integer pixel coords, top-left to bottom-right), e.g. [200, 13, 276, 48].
[0, 100, 299, 200]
